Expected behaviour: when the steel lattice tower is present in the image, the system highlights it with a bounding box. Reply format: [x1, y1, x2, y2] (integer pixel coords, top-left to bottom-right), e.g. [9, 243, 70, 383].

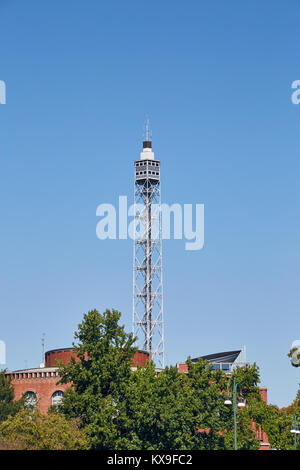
[133, 122, 164, 368]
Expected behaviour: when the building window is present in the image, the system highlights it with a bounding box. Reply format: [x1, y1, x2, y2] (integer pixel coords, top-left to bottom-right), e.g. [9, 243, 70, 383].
[52, 390, 64, 406]
[24, 391, 37, 409]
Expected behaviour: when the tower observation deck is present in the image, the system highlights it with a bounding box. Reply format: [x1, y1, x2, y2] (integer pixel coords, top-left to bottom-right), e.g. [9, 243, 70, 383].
[133, 122, 164, 368]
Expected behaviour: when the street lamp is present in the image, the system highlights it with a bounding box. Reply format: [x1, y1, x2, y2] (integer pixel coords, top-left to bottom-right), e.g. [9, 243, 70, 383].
[224, 394, 232, 406]
[224, 376, 246, 450]
[238, 396, 245, 408]
[290, 412, 300, 450]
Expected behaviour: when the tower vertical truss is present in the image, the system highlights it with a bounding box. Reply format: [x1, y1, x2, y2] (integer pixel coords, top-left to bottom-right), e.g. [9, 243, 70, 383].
[133, 123, 164, 368]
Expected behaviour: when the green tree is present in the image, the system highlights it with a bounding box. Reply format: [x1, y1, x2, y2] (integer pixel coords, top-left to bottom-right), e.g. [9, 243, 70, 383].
[281, 390, 300, 415]
[238, 376, 300, 450]
[187, 360, 260, 450]
[231, 363, 261, 401]
[224, 364, 262, 450]
[58, 308, 137, 449]
[59, 309, 230, 450]
[114, 361, 201, 450]
[260, 404, 296, 450]
[0, 370, 24, 424]
[257, 388, 300, 450]
[221, 409, 260, 450]
[185, 358, 227, 450]
[114, 358, 260, 450]
[0, 409, 88, 450]
[57, 307, 265, 450]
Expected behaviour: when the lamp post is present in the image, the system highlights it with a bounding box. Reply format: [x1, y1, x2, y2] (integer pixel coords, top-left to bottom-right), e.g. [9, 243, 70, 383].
[290, 412, 300, 450]
[224, 376, 245, 450]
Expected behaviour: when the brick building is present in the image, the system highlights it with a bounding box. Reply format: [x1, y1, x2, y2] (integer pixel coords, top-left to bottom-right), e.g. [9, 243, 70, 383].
[5, 348, 149, 414]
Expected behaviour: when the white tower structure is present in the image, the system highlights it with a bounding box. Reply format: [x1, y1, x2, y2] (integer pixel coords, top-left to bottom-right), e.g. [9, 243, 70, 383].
[133, 121, 164, 368]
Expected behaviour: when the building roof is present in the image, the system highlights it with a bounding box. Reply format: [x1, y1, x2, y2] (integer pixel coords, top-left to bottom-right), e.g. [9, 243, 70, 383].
[45, 347, 74, 355]
[5, 367, 58, 374]
[45, 347, 150, 355]
[192, 350, 242, 364]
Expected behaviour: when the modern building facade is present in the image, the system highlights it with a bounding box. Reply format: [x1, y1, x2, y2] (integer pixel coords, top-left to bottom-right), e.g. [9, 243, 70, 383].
[177, 348, 247, 374]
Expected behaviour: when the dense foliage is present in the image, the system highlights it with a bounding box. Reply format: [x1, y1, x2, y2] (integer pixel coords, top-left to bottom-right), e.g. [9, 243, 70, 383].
[57, 308, 263, 449]
[0, 409, 88, 450]
[0, 371, 24, 424]
[58, 308, 137, 449]
[0, 308, 299, 450]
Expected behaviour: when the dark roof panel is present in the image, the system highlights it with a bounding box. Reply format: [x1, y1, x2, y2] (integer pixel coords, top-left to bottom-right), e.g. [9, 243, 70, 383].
[192, 350, 241, 364]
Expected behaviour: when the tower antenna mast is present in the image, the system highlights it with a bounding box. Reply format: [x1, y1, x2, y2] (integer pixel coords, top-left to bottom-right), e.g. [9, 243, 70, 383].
[133, 120, 164, 368]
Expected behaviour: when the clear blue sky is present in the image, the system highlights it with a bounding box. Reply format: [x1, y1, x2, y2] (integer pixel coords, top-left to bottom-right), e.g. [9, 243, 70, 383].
[0, 0, 299, 407]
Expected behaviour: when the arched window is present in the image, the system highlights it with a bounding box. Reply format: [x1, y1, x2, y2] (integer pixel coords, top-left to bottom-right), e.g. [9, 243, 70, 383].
[24, 391, 37, 409]
[52, 390, 64, 406]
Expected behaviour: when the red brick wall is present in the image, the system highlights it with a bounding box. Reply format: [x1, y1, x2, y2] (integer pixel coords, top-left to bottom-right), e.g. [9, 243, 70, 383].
[45, 349, 77, 367]
[131, 350, 149, 367]
[260, 387, 267, 403]
[45, 348, 149, 367]
[177, 363, 188, 373]
[8, 371, 69, 415]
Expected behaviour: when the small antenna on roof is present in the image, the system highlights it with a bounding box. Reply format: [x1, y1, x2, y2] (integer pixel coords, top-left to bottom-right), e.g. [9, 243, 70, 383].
[41, 333, 45, 364]
[145, 117, 151, 141]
